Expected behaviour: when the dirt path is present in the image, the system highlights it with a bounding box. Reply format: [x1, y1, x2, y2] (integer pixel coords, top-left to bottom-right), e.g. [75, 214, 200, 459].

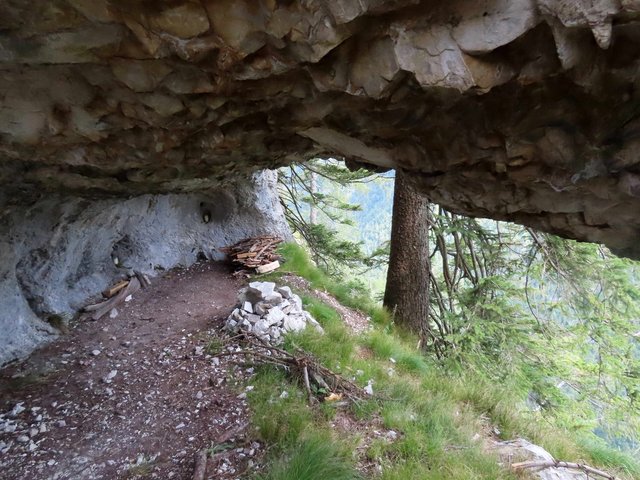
[0, 261, 259, 480]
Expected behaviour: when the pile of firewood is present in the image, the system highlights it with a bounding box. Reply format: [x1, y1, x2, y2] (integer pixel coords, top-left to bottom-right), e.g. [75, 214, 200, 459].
[220, 235, 283, 274]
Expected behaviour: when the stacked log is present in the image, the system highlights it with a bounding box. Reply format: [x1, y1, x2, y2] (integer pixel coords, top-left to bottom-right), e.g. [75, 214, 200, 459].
[220, 235, 283, 274]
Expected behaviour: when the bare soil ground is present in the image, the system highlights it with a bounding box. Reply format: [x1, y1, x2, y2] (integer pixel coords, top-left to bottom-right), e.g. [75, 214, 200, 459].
[0, 261, 260, 480]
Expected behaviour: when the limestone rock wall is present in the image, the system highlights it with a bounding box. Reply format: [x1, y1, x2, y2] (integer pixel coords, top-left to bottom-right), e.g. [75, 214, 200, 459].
[2, 1, 640, 256]
[0, 171, 290, 365]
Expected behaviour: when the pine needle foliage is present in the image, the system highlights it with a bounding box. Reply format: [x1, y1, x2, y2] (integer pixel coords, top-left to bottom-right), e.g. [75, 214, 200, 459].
[278, 159, 388, 276]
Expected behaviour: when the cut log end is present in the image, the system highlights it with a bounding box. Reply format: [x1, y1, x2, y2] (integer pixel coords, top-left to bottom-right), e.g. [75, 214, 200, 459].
[256, 260, 280, 274]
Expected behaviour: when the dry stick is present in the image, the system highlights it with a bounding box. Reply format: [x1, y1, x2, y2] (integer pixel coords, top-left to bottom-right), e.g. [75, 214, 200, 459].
[254, 239, 279, 260]
[303, 365, 314, 404]
[192, 449, 208, 480]
[512, 460, 615, 480]
[215, 333, 364, 402]
[134, 270, 151, 288]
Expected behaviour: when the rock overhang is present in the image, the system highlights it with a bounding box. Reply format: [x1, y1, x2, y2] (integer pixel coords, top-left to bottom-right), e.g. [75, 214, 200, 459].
[1, 0, 640, 256]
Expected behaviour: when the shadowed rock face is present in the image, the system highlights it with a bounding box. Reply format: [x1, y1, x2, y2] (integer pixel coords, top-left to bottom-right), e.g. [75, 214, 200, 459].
[1, 0, 640, 256]
[0, 171, 290, 365]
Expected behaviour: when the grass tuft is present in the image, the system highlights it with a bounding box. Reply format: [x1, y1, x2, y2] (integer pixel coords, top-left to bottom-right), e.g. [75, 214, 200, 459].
[259, 434, 361, 480]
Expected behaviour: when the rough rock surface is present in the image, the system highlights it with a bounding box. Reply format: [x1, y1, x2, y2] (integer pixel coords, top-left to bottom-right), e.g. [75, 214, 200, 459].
[493, 438, 589, 479]
[2, 1, 640, 256]
[0, 171, 290, 366]
[225, 282, 323, 344]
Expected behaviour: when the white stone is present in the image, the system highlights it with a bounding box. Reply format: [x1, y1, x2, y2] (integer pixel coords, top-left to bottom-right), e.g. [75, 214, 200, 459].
[276, 286, 293, 299]
[248, 281, 276, 298]
[268, 327, 281, 339]
[102, 370, 117, 384]
[303, 311, 324, 333]
[264, 292, 283, 305]
[283, 315, 306, 332]
[364, 381, 374, 396]
[242, 301, 253, 313]
[252, 319, 269, 335]
[290, 294, 303, 311]
[265, 307, 286, 326]
[9, 403, 25, 417]
[254, 302, 270, 315]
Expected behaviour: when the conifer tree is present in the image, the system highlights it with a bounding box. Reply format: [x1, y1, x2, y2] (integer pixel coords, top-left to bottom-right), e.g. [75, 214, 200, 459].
[383, 170, 432, 345]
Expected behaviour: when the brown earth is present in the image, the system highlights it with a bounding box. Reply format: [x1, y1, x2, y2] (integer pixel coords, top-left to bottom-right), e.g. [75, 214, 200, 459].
[0, 261, 261, 480]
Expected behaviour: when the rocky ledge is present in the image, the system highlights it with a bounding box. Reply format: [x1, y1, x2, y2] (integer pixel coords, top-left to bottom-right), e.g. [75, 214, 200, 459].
[1, 1, 640, 256]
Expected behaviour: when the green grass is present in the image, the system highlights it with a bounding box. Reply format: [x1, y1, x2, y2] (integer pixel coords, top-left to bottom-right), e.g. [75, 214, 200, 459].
[241, 243, 640, 480]
[579, 437, 640, 477]
[258, 435, 361, 480]
[276, 243, 391, 326]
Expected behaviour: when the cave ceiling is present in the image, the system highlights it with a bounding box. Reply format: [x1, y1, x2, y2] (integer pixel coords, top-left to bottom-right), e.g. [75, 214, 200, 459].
[1, 0, 640, 256]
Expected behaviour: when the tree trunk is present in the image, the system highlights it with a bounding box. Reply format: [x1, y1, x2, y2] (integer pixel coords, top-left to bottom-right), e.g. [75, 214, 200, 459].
[383, 169, 431, 341]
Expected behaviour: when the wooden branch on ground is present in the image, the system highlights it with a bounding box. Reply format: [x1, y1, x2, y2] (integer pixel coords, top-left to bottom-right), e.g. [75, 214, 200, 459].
[84, 277, 141, 320]
[101, 280, 128, 298]
[213, 333, 364, 404]
[192, 449, 208, 480]
[512, 460, 616, 479]
[134, 270, 151, 288]
[303, 365, 315, 405]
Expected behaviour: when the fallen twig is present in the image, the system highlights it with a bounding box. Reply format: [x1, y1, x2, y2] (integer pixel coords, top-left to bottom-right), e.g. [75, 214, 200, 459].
[512, 460, 616, 479]
[303, 365, 315, 404]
